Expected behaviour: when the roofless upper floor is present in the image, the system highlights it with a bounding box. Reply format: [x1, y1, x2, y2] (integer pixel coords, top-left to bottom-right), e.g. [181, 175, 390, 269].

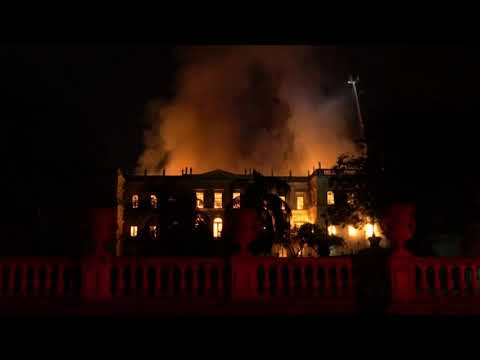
[121, 168, 343, 182]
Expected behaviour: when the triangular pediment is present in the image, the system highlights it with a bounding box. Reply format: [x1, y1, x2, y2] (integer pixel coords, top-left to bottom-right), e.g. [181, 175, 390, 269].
[199, 169, 239, 178]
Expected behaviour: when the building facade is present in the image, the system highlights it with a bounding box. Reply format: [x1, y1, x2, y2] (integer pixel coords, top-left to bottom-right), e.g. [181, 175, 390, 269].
[116, 168, 383, 256]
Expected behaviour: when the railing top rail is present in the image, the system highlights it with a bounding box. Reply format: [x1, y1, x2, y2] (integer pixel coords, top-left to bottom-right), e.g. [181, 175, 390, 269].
[0, 257, 77, 266]
[0, 256, 354, 269]
[398, 256, 480, 267]
[109, 257, 226, 266]
[232, 256, 352, 266]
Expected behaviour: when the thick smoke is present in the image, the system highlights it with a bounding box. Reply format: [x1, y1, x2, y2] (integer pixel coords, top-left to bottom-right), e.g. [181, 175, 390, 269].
[137, 46, 357, 175]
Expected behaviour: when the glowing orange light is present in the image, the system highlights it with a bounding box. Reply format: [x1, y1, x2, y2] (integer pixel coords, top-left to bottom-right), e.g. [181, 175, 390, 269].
[364, 223, 374, 238]
[213, 217, 223, 238]
[196, 192, 204, 209]
[348, 225, 357, 237]
[328, 225, 336, 236]
[214, 192, 223, 209]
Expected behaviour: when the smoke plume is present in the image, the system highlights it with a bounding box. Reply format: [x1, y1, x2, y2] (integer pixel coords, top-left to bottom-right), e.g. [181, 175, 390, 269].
[137, 46, 357, 175]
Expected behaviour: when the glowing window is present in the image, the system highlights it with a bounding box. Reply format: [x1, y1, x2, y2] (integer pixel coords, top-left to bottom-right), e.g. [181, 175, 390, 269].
[278, 246, 288, 258]
[327, 191, 335, 205]
[214, 192, 223, 209]
[150, 194, 158, 208]
[364, 223, 374, 238]
[233, 192, 241, 209]
[149, 225, 157, 238]
[328, 225, 337, 236]
[213, 217, 223, 238]
[196, 192, 204, 209]
[130, 226, 138, 237]
[296, 194, 304, 210]
[348, 225, 357, 237]
[132, 195, 139, 209]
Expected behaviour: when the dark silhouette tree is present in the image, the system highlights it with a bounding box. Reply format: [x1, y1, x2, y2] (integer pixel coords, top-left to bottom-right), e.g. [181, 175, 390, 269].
[327, 153, 384, 238]
[224, 170, 291, 255]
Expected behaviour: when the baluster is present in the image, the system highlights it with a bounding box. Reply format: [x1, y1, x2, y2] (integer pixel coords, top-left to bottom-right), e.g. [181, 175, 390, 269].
[20, 266, 28, 296]
[131, 265, 136, 296]
[143, 266, 149, 296]
[447, 266, 453, 294]
[168, 267, 174, 296]
[472, 266, 478, 294]
[277, 265, 284, 295]
[347, 264, 353, 297]
[336, 267, 343, 296]
[263, 265, 271, 298]
[434, 265, 441, 296]
[419, 266, 427, 296]
[57, 265, 65, 296]
[251, 266, 258, 298]
[155, 267, 162, 296]
[192, 265, 199, 296]
[45, 266, 52, 296]
[311, 266, 319, 296]
[180, 265, 188, 295]
[469, 265, 476, 294]
[33, 267, 40, 296]
[8, 265, 15, 296]
[288, 266, 295, 294]
[415, 265, 428, 295]
[180, 266, 186, 296]
[218, 265, 224, 294]
[117, 266, 125, 297]
[299, 266, 306, 296]
[204, 264, 212, 295]
[0, 265, 3, 296]
[325, 267, 331, 297]
[460, 265, 467, 295]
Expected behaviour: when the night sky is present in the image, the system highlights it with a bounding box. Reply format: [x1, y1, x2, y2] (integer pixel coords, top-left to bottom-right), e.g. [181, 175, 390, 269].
[2, 45, 479, 234]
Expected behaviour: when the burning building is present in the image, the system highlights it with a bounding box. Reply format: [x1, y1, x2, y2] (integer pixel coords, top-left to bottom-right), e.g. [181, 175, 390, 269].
[115, 46, 378, 256]
[115, 166, 383, 256]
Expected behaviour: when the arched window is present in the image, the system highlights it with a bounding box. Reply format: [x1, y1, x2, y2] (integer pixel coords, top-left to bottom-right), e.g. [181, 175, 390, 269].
[213, 217, 223, 238]
[132, 195, 139, 209]
[327, 191, 335, 205]
[150, 194, 158, 208]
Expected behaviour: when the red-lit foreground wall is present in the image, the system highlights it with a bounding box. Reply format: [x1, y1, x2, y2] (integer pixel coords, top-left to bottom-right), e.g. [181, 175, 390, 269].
[385, 203, 480, 315]
[2, 254, 480, 315]
[2, 204, 479, 315]
[389, 255, 480, 314]
[0, 256, 354, 315]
